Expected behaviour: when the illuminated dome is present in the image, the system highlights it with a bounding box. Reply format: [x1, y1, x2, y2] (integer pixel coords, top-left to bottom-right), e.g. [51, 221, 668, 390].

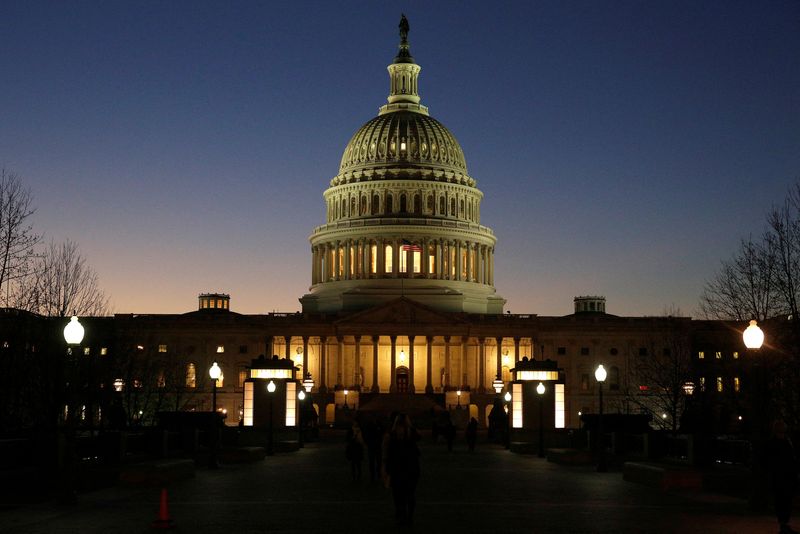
[301, 16, 505, 315]
[335, 112, 472, 186]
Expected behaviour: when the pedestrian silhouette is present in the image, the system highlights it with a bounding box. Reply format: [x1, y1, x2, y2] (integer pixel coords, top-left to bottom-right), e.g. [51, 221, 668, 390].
[767, 420, 798, 534]
[382, 413, 420, 526]
[346, 420, 365, 481]
[466, 417, 478, 452]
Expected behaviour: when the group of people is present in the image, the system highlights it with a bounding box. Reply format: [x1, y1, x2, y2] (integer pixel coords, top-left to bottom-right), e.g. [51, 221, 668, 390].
[345, 413, 421, 526]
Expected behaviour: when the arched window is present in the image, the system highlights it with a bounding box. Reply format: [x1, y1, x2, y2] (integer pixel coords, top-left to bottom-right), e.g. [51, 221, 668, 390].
[460, 199, 464, 216]
[350, 197, 356, 217]
[439, 197, 445, 215]
[360, 195, 367, 215]
[468, 202, 473, 221]
[450, 198, 456, 216]
[386, 194, 394, 214]
[384, 244, 393, 273]
[610, 366, 620, 391]
[427, 195, 434, 213]
[399, 194, 407, 213]
[341, 199, 347, 218]
[413, 194, 421, 214]
[372, 194, 380, 215]
[186, 363, 196, 388]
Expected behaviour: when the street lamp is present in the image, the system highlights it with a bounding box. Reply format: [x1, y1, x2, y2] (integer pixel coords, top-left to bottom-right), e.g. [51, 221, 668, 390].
[504, 390, 512, 449]
[743, 319, 767, 510]
[302, 373, 315, 393]
[266, 380, 276, 456]
[537, 382, 546, 458]
[456, 389, 462, 408]
[208, 362, 222, 469]
[63, 316, 85, 345]
[60, 315, 84, 504]
[492, 375, 504, 394]
[595, 364, 608, 472]
[343, 389, 349, 409]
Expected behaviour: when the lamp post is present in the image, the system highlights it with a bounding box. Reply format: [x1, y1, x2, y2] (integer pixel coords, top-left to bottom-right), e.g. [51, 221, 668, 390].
[492, 375, 504, 394]
[537, 382, 546, 458]
[61, 315, 85, 504]
[456, 389, 462, 408]
[504, 391, 512, 450]
[208, 362, 221, 469]
[743, 319, 766, 510]
[343, 389, 349, 409]
[298, 389, 306, 448]
[267, 380, 276, 456]
[595, 364, 608, 472]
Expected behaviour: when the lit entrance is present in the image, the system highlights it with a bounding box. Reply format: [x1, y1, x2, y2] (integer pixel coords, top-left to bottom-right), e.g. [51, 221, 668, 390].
[396, 367, 409, 393]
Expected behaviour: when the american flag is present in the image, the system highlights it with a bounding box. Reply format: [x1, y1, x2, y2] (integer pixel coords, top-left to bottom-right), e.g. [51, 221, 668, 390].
[401, 240, 422, 252]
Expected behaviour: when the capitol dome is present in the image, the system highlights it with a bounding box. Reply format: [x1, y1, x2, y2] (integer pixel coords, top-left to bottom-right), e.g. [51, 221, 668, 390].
[300, 16, 505, 315]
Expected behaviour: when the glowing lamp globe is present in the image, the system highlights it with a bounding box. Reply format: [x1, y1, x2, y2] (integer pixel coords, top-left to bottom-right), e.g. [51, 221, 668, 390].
[298, 390, 306, 401]
[63, 316, 85, 345]
[743, 320, 764, 349]
[209, 361, 221, 381]
[595, 364, 607, 383]
[267, 380, 276, 393]
[504, 391, 512, 402]
[536, 382, 545, 395]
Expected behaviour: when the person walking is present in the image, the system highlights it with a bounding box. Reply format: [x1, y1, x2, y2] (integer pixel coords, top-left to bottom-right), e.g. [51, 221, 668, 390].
[382, 414, 421, 526]
[362, 417, 383, 482]
[466, 417, 478, 452]
[346, 420, 366, 481]
[767, 420, 797, 534]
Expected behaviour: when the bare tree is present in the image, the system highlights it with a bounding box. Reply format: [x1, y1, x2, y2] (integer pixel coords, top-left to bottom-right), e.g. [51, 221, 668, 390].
[0, 169, 41, 305]
[626, 319, 694, 434]
[17, 240, 109, 317]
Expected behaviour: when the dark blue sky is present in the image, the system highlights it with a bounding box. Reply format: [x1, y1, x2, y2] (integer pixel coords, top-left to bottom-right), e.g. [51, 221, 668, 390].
[2, 1, 798, 316]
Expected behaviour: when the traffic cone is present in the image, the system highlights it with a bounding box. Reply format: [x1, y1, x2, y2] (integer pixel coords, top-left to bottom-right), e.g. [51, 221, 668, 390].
[151, 488, 174, 529]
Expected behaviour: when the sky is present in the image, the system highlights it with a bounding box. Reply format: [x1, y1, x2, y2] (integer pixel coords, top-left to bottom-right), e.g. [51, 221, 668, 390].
[1, 1, 799, 318]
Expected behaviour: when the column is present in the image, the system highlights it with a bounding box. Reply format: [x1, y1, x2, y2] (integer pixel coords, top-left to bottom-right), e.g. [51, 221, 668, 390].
[444, 336, 451, 389]
[460, 337, 468, 389]
[319, 336, 328, 393]
[284, 336, 291, 360]
[425, 336, 433, 394]
[371, 335, 380, 393]
[354, 335, 361, 389]
[408, 335, 416, 393]
[302, 336, 309, 376]
[378, 238, 385, 277]
[344, 240, 351, 280]
[265, 336, 274, 358]
[478, 337, 486, 394]
[513, 337, 521, 367]
[334, 241, 341, 281]
[392, 240, 399, 278]
[336, 336, 344, 388]
[436, 240, 443, 279]
[456, 241, 462, 281]
[466, 242, 473, 282]
[390, 336, 397, 393]
[495, 336, 503, 379]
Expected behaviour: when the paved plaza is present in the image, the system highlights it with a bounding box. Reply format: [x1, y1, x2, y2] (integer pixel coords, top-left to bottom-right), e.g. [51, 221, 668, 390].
[0, 433, 785, 534]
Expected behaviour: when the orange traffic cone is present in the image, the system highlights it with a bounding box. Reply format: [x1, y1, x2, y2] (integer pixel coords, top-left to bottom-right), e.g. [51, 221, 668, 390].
[151, 488, 174, 529]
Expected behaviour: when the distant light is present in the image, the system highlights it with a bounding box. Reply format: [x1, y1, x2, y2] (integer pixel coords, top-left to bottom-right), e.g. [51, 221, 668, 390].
[662, 413, 668, 419]
[578, 411, 582, 416]
[738, 415, 743, 421]
[400, 141, 406, 151]
[743, 320, 764, 349]
[399, 349, 406, 364]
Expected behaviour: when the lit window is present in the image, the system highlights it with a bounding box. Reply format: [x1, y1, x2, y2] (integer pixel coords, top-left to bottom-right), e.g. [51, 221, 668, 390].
[699, 377, 706, 391]
[186, 363, 197, 388]
[512, 383, 523, 428]
[158, 344, 167, 353]
[100, 347, 108, 356]
[238, 370, 247, 388]
[286, 382, 297, 427]
[412, 250, 421, 273]
[428, 253, 435, 275]
[399, 247, 407, 273]
[371, 244, 377, 273]
[385, 245, 393, 273]
[733, 351, 739, 359]
[555, 384, 565, 429]
[698, 351, 705, 359]
[113, 379, 124, 392]
[83, 347, 90, 355]
[715, 351, 722, 359]
[734, 377, 740, 392]
[216, 345, 225, 353]
[216, 370, 224, 388]
[157, 372, 166, 388]
[716, 377, 723, 393]
[137, 345, 144, 351]
[243, 382, 254, 426]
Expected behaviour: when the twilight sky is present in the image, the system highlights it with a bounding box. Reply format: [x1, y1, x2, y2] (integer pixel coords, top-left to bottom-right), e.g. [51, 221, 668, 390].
[1, 1, 799, 317]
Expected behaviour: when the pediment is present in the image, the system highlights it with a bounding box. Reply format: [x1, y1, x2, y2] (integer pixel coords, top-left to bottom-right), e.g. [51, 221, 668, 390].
[334, 297, 466, 328]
